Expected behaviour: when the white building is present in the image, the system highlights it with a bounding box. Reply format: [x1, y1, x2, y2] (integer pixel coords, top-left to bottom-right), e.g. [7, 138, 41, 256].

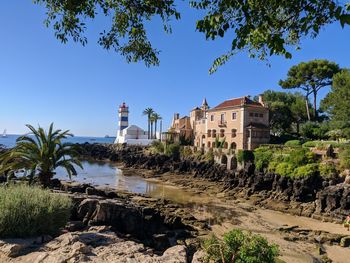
[114, 102, 155, 146]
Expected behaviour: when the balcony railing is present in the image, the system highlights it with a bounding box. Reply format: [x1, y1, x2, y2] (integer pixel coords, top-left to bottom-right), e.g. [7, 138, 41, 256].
[218, 120, 227, 127]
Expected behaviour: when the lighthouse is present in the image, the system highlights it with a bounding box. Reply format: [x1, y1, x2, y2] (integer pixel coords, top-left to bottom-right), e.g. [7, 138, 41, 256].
[118, 102, 129, 136]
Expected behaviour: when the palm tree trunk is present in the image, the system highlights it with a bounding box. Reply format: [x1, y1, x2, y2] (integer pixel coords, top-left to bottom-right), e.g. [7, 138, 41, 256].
[155, 120, 157, 140]
[151, 122, 153, 139]
[160, 120, 162, 141]
[39, 172, 52, 188]
[148, 118, 150, 139]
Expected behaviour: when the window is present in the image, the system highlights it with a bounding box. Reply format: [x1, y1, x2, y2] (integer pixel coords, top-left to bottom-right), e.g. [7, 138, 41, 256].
[207, 129, 211, 137]
[210, 115, 214, 121]
[212, 129, 217, 137]
[230, 142, 237, 150]
[231, 129, 237, 138]
[232, 112, 237, 120]
[220, 129, 225, 137]
[224, 142, 228, 149]
[259, 113, 263, 118]
[254, 113, 259, 117]
[208, 141, 211, 148]
[221, 113, 225, 122]
[249, 112, 254, 117]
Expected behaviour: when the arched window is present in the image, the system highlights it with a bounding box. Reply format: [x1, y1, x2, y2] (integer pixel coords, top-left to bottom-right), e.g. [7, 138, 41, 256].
[231, 129, 237, 138]
[220, 129, 225, 137]
[207, 129, 211, 137]
[207, 141, 211, 148]
[221, 155, 228, 167]
[212, 129, 217, 138]
[230, 142, 237, 149]
[224, 142, 228, 149]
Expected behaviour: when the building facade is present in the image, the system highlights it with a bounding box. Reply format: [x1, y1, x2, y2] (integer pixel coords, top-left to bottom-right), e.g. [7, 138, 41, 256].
[170, 96, 270, 150]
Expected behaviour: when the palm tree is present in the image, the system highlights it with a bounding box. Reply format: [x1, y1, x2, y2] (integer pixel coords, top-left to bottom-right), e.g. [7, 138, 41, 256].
[150, 115, 155, 139]
[142, 108, 154, 139]
[151, 113, 162, 140]
[0, 123, 82, 187]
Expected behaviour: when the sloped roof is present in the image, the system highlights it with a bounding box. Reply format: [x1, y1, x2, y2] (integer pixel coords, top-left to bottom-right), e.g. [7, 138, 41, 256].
[211, 96, 263, 110]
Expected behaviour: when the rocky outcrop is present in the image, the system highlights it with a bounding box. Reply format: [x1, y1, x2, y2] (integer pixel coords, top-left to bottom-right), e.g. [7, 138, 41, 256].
[77, 143, 350, 222]
[0, 226, 189, 262]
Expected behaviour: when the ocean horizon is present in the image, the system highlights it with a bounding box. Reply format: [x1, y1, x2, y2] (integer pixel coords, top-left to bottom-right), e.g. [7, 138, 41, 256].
[0, 134, 116, 148]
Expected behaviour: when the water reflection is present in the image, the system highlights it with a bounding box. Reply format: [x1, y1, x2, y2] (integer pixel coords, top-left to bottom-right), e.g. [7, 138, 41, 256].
[55, 160, 242, 226]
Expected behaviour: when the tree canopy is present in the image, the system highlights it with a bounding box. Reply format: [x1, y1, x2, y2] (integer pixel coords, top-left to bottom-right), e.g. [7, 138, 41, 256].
[279, 59, 341, 119]
[260, 90, 310, 136]
[33, 0, 350, 72]
[321, 69, 350, 138]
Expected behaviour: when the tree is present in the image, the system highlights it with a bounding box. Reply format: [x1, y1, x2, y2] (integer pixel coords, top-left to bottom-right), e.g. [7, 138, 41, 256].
[151, 113, 162, 140]
[260, 90, 311, 136]
[321, 70, 350, 138]
[279, 60, 341, 120]
[143, 108, 154, 139]
[0, 123, 82, 187]
[33, 0, 350, 72]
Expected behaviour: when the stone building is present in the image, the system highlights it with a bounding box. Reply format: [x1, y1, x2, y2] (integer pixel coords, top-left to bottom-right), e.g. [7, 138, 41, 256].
[170, 96, 270, 150]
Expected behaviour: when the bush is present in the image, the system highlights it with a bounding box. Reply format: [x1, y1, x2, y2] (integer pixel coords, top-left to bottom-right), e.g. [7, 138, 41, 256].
[287, 148, 315, 167]
[202, 229, 278, 263]
[180, 146, 193, 158]
[165, 143, 180, 159]
[275, 162, 295, 177]
[254, 147, 273, 171]
[237, 150, 254, 164]
[0, 184, 72, 238]
[319, 163, 338, 178]
[204, 149, 214, 162]
[294, 164, 319, 177]
[284, 140, 302, 147]
[340, 147, 350, 169]
[150, 140, 164, 154]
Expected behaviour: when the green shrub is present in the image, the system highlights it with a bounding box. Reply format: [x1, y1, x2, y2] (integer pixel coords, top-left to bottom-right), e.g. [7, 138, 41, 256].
[340, 147, 350, 169]
[254, 147, 273, 171]
[284, 140, 302, 147]
[287, 148, 315, 167]
[275, 162, 295, 177]
[0, 184, 72, 238]
[294, 164, 319, 177]
[204, 149, 214, 162]
[180, 146, 193, 158]
[150, 140, 164, 154]
[202, 229, 279, 263]
[303, 141, 318, 148]
[319, 163, 338, 178]
[165, 143, 180, 159]
[237, 150, 254, 164]
[267, 161, 279, 172]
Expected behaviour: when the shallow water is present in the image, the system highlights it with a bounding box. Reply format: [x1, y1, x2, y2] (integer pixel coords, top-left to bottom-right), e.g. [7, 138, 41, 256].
[55, 160, 205, 205]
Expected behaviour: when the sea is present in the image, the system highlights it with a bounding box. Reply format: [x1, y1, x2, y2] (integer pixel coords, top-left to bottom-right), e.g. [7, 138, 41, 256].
[0, 134, 115, 148]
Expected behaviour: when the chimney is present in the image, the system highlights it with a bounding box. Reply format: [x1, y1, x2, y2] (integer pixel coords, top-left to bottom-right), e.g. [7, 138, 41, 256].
[258, 94, 265, 106]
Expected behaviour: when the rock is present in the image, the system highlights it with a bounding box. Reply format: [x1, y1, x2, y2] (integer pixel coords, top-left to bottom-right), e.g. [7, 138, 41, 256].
[191, 250, 206, 263]
[66, 221, 85, 232]
[160, 245, 187, 263]
[0, 239, 34, 257]
[340, 236, 350, 247]
[153, 234, 170, 251]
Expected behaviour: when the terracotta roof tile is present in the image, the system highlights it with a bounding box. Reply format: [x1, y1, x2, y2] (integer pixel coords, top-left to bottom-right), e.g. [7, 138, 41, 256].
[211, 96, 263, 110]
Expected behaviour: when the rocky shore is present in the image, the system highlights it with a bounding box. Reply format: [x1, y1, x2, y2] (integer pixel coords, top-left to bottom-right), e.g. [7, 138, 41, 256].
[78, 143, 350, 223]
[0, 181, 207, 263]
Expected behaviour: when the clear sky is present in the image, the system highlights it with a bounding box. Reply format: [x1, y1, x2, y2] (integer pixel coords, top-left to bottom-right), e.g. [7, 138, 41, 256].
[1, 1, 350, 136]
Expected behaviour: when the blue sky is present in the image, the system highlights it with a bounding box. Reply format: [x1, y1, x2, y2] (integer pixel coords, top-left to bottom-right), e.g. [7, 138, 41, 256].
[1, 1, 350, 136]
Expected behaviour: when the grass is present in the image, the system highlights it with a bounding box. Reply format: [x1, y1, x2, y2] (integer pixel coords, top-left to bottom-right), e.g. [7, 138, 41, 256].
[0, 184, 72, 238]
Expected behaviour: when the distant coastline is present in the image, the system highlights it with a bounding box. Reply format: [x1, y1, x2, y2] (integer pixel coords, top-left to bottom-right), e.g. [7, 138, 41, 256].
[0, 134, 115, 148]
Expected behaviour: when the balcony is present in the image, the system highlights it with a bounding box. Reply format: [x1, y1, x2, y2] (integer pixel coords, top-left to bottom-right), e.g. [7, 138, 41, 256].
[218, 120, 227, 127]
